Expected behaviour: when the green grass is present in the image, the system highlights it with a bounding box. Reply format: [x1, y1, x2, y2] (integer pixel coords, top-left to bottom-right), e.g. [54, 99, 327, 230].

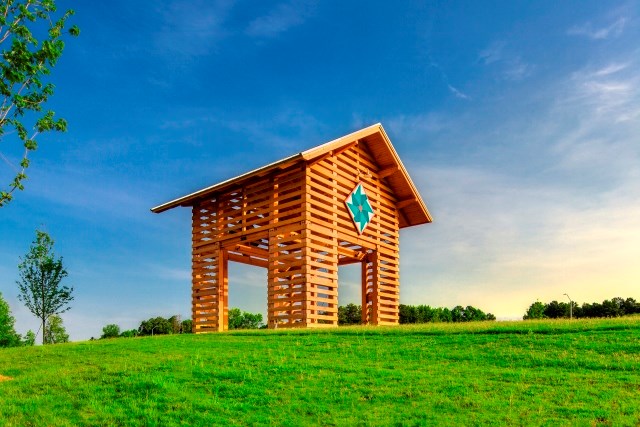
[1, 318, 639, 426]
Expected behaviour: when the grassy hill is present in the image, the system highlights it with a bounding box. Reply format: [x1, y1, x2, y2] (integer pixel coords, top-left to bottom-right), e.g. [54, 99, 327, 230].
[1, 318, 639, 426]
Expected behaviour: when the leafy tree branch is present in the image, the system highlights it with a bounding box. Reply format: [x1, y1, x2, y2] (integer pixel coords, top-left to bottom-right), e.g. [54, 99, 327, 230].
[0, 0, 79, 207]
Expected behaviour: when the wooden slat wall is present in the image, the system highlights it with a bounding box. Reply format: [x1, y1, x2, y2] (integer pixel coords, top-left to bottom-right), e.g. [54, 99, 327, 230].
[192, 166, 309, 331]
[191, 206, 228, 333]
[307, 140, 400, 325]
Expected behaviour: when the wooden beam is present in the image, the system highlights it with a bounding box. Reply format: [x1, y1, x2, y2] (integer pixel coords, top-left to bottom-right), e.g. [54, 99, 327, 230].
[305, 141, 358, 168]
[378, 165, 398, 179]
[227, 253, 269, 268]
[396, 197, 416, 210]
[338, 256, 360, 265]
[231, 243, 269, 259]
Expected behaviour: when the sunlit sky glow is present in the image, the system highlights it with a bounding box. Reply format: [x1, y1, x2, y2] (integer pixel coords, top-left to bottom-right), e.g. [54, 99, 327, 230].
[1, 1, 638, 340]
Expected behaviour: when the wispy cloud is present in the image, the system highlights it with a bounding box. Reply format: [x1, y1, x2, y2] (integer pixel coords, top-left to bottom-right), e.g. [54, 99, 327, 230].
[564, 60, 639, 121]
[246, 0, 316, 38]
[155, 0, 235, 57]
[567, 17, 627, 40]
[478, 41, 506, 65]
[386, 112, 452, 141]
[503, 58, 533, 81]
[162, 108, 326, 154]
[591, 62, 629, 77]
[428, 58, 471, 100]
[479, 41, 533, 81]
[447, 84, 470, 100]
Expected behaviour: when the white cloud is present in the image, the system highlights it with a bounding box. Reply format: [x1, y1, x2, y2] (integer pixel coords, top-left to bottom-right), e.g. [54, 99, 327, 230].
[567, 17, 627, 40]
[246, 1, 315, 38]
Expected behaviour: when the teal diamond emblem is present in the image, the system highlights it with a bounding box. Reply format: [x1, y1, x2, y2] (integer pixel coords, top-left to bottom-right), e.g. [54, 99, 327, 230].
[345, 183, 375, 234]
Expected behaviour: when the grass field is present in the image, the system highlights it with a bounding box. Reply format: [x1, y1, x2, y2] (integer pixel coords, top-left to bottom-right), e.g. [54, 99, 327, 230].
[1, 318, 639, 426]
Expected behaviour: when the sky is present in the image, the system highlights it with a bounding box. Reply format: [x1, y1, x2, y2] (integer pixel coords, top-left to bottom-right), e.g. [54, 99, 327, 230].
[0, 1, 638, 341]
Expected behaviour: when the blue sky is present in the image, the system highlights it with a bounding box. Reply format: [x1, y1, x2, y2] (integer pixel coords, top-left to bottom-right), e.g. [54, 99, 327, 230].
[1, 1, 638, 340]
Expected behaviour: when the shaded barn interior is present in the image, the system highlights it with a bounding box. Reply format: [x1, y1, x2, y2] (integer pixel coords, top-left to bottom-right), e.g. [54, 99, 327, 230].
[152, 124, 431, 332]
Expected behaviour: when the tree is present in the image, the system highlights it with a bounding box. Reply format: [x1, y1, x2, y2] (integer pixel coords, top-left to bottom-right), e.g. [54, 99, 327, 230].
[523, 301, 547, 320]
[451, 305, 465, 322]
[43, 314, 68, 344]
[622, 298, 639, 315]
[181, 319, 193, 333]
[228, 308, 263, 329]
[101, 324, 120, 339]
[16, 230, 73, 344]
[399, 304, 417, 324]
[120, 329, 138, 338]
[338, 303, 361, 325]
[415, 305, 435, 323]
[169, 315, 182, 334]
[138, 316, 172, 336]
[23, 329, 35, 346]
[0, 0, 80, 207]
[544, 300, 569, 318]
[0, 291, 21, 347]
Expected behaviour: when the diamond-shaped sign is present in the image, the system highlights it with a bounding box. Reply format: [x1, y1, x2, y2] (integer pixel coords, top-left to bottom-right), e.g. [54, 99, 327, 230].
[345, 183, 375, 234]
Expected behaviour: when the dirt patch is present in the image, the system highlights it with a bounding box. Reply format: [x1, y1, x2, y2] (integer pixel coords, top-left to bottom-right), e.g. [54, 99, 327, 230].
[0, 375, 13, 382]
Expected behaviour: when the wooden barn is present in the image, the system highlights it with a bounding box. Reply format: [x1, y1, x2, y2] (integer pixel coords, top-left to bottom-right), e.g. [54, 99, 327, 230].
[151, 123, 431, 332]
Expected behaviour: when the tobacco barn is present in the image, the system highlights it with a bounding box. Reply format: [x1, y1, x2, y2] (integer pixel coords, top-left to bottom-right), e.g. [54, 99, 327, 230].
[151, 123, 431, 332]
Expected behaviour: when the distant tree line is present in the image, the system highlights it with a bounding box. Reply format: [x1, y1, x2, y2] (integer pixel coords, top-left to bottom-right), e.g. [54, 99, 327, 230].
[524, 297, 640, 320]
[100, 315, 193, 339]
[338, 303, 496, 325]
[99, 308, 264, 339]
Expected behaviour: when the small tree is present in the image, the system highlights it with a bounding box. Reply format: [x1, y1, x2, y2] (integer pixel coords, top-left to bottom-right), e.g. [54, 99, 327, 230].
[338, 303, 362, 325]
[138, 316, 172, 336]
[101, 324, 120, 339]
[181, 319, 193, 333]
[451, 305, 465, 322]
[43, 314, 68, 344]
[0, 292, 21, 347]
[523, 301, 547, 320]
[120, 329, 138, 338]
[0, 0, 80, 207]
[228, 308, 263, 329]
[16, 230, 73, 344]
[23, 330, 36, 346]
[169, 315, 181, 334]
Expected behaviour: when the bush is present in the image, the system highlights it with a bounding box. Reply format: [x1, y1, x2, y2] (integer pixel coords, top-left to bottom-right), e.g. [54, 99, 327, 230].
[338, 303, 362, 325]
[228, 308, 263, 329]
[181, 319, 193, 333]
[101, 324, 121, 339]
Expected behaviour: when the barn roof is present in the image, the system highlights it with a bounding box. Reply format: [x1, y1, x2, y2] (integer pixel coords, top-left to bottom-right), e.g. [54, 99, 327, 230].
[151, 123, 432, 228]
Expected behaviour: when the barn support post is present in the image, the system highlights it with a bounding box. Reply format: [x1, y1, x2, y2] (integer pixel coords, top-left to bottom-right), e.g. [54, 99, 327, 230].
[217, 249, 229, 332]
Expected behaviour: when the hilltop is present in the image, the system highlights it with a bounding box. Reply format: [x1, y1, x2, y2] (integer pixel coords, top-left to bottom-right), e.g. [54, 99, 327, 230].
[1, 318, 639, 426]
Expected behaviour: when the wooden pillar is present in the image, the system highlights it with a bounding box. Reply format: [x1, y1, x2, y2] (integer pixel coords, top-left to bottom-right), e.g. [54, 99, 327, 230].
[370, 250, 380, 325]
[361, 259, 369, 324]
[217, 249, 229, 332]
